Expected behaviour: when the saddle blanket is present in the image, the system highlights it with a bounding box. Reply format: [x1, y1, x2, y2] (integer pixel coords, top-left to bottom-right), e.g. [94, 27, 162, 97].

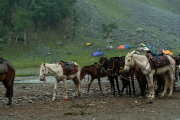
[146, 54, 170, 69]
[59, 61, 78, 75]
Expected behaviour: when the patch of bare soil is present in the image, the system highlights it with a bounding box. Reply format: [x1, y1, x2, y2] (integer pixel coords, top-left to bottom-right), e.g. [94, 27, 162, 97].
[0, 80, 180, 120]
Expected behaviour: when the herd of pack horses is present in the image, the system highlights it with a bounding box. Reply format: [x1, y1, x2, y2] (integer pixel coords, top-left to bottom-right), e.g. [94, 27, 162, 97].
[1, 50, 180, 106]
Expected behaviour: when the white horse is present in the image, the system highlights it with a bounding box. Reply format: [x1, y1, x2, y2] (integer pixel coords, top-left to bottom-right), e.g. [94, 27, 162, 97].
[124, 51, 175, 99]
[39, 62, 81, 101]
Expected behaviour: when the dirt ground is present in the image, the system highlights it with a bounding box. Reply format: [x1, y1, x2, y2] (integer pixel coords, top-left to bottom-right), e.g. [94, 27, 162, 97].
[0, 78, 180, 120]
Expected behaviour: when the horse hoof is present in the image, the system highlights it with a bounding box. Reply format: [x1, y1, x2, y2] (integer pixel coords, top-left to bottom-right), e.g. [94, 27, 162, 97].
[6, 103, 11, 106]
[63, 98, 68, 100]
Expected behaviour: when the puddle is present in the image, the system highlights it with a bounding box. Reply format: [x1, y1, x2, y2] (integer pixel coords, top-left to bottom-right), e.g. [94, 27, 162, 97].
[14, 75, 109, 84]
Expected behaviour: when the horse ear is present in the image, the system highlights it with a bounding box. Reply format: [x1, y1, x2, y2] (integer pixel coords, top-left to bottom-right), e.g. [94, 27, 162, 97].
[43, 63, 45, 66]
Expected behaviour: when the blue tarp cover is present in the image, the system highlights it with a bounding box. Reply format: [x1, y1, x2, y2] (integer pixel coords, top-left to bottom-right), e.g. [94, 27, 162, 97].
[124, 45, 130, 49]
[91, 50, 104, 56]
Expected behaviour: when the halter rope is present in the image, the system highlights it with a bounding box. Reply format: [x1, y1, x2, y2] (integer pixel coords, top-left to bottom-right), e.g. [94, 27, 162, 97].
[125, 55, 133, 67]
[98, 60, 105, 66]
[97, 59, 106, 73]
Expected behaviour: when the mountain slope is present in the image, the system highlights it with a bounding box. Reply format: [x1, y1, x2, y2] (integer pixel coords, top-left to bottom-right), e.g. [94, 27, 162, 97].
[1, 0, 180, 73]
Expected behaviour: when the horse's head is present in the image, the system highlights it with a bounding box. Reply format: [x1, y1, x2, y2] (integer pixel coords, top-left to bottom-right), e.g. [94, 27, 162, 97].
[107, 56, 125, 76]
[118, 56, 125, 73]
[124, 52, 135, 73]
[39, 63, 48, 81]
[96, 57, 107, 71]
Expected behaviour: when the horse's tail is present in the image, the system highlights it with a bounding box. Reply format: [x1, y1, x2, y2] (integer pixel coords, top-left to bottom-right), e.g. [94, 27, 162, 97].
[11, 73, 15, 97]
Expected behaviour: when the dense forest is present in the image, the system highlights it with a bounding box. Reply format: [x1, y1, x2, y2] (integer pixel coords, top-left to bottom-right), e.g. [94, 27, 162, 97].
[0, 0, 78, 44]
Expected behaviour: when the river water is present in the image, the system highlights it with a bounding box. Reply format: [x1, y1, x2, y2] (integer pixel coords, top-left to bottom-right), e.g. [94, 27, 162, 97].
[14, 75, 108, 84]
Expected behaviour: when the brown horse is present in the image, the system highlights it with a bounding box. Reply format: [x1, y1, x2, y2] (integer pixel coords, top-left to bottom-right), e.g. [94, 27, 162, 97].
[0, 58, 15, 106]
[96, 57, 126, 96]
[80, 64, 107, 92]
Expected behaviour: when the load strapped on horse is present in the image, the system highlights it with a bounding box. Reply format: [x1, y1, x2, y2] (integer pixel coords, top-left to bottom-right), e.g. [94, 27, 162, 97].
[124, 50, 175, 100]
[0, 58, 15, 106]
[39, 61, 81, 101]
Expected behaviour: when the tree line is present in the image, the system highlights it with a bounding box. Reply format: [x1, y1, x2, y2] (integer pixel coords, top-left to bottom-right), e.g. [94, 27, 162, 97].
[0, 0, 78, 44]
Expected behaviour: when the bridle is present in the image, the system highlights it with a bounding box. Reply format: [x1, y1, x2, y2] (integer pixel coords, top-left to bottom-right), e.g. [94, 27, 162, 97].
[125, 55, 134, 67]
[97, 59, 107, 73]
[107, 58, 124, 73]
[98, 59, 105, 67]
[39, 65, 47, 82]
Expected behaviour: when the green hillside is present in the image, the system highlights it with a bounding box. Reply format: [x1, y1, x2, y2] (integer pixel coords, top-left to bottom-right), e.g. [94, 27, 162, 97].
[1, 0, 180, 76]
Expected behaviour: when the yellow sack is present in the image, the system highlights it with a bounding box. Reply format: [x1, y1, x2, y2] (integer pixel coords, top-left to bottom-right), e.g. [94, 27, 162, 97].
[86, 43, 92, 45]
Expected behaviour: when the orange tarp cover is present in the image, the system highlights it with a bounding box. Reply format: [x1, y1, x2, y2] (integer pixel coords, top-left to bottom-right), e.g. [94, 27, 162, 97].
[117, 45, 125, 49]
[163, 50, 173, 55]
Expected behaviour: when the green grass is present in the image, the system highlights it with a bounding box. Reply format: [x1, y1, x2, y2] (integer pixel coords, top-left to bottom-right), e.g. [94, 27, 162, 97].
[88, 0, 129, 19]
[16, 73, 37, 77]
[135, 0, 180, 15]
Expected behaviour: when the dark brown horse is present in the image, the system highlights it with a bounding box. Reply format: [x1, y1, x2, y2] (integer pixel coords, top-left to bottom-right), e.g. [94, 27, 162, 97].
[97, 57, 125, 96]
[107, 57, 136, 96]
[80, 64, 107, 92]
[0, 58, 15, 106]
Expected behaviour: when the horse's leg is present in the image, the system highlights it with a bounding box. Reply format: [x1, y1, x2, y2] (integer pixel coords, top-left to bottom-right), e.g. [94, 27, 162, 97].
[136, 76, 144, 98]
[150, 74, 155, 99]
[168, 70, 175, 97]
[87, 77, 94, 93]
[121, 86, 124, 95]
[110, 77, 115, 96]
[62, 79, 69, 99]
[3, 74, 14, 106]
[52, 79, 58, 101]
[146, 74, 154, 99]
[2, 80, 11, 105]
[110, 82, 113, 92]
[128, 81, 131, 95]
[131, 75, 136, 95]
[72, 78, 78, 97]
[121, 80, 125, 95]
[115, 76, 120, 95]
[161, 74, 169, 97]
[155, 78, 161, 95]
[98, 77, 102, 92]
[77, 76, 81, 95]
